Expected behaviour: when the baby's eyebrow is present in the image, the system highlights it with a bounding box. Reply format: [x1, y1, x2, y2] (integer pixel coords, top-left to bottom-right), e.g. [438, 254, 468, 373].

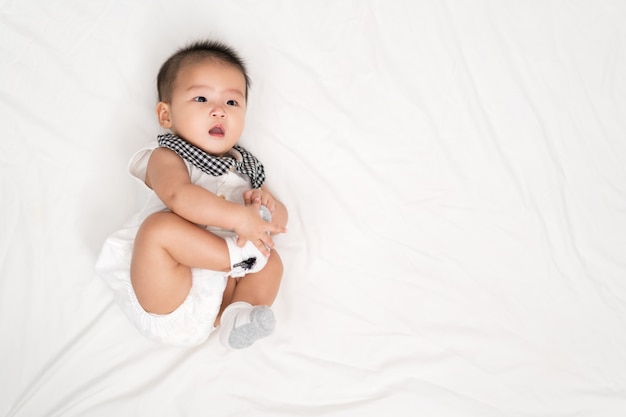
[187, 85, 244, 97]
[187, 84, 212, 92]
[224, 88, 245, 98]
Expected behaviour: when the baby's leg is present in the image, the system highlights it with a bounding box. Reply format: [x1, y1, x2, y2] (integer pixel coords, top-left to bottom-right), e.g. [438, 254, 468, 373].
[231, 250, 283, 306]
[131, 211, 230, 314]
[218, 250, 283, 348]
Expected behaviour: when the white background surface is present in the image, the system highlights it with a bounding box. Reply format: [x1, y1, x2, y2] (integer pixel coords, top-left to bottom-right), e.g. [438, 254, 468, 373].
[2, 1, 626, 416]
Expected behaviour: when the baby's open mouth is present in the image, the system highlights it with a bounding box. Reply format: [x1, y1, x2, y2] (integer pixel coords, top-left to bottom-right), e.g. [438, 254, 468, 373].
[209, 125, 225, 136]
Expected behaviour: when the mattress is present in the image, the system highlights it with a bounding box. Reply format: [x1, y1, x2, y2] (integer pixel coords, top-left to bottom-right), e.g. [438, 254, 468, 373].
[2, 1, 625, 416]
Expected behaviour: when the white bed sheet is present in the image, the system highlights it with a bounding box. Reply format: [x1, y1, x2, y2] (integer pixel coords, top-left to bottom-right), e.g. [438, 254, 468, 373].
[2, 1, 626, 416]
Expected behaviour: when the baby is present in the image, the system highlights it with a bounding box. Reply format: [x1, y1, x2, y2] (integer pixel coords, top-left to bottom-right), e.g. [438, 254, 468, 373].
[96, 40, 288, 349]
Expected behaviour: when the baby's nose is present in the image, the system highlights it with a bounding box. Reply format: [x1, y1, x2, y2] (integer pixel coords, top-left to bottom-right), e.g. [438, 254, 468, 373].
[211, 106, 226, 118]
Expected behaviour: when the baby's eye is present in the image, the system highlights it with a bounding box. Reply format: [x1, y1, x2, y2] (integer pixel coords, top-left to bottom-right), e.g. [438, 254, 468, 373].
[226, 99, 238, 106]
[194, 96, 207, 102]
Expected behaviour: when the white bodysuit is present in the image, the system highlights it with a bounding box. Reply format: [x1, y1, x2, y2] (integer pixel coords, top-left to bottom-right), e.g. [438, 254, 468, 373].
[95, 143, 253, 346]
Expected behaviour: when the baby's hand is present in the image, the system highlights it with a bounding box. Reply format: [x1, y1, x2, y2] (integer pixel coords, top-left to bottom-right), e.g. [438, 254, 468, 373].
[235, 201, 285, 255]
[243, 189, 275, 213]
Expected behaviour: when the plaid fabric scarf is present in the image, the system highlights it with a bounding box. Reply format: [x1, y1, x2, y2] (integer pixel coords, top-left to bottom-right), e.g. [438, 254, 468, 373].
[157, 133, 265, 189]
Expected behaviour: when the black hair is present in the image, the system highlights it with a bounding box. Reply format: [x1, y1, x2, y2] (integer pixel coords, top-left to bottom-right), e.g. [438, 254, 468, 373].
[156, 39, 251, 102]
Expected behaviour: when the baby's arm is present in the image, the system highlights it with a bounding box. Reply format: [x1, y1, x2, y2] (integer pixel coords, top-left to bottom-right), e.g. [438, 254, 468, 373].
[146, 147, 285, 249]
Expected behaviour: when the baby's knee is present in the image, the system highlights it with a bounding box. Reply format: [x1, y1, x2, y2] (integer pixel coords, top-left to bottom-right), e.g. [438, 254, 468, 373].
[138, 211, 181, 236]
[143, 211, 177, 227]
[268, 250, 283, 274]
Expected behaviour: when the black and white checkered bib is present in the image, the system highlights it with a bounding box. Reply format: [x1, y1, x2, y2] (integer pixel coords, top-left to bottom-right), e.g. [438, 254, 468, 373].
[157, 133, 265, 189]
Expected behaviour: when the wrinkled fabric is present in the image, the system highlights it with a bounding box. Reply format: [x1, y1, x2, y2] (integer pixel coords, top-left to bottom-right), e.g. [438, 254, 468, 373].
[2, 1, 625, 416]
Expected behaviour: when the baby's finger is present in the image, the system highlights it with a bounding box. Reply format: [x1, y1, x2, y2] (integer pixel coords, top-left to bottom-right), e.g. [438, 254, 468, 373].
[266, 222, 287, 235]
[263, 198, 275, 213]
[242, 190, 253, 206]
[258, 237, 273, 256]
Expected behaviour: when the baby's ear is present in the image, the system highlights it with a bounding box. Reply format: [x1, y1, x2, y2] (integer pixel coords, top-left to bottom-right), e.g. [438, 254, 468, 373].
[156, 102, 172, 128]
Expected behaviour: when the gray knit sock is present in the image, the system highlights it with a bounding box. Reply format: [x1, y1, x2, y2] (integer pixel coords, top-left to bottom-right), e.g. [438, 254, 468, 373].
[220, 302, 276, 349]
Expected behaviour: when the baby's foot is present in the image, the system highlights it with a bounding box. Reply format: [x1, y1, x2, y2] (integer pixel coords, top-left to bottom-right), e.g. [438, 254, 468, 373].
[219, 302, 276, 349]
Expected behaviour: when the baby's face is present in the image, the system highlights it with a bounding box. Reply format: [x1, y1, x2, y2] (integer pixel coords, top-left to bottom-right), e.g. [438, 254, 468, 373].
[161, 58, 247, 156]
